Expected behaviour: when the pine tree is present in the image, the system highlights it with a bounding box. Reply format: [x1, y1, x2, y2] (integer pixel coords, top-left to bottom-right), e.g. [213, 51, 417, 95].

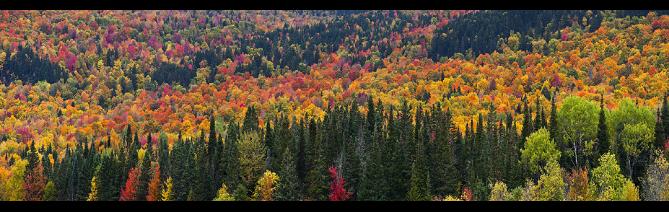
[305, 122, 329, 200]
[276, 147, 300, 200]
[135, 135, 152, 200]
[170, 137, 189, 201]
[208, 113, 222, 200]
[407, 139, 431, 201]
[437, 109, 461, 197]
[655, 109, 666, 150]
[597, 94, 610, 157]
[242, 105, 259, 132]
[522, 98, 534, 140]
[296, 119, 307, 191]
[157, 133, 170, 181]
[658, 95, 669, 149]
[222, 123, 242, 189]
[124, 125, 133, 148]
[343, 103, 363, 200]
[550, 93, 559, 139]
[191, 132, 209, 201]
[662, 96, 669, 143]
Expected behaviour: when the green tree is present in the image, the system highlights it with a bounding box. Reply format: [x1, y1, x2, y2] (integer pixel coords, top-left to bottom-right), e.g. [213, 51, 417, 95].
[222, 123, 242, 188]
[549, 93, 558, 139]
[531, 160, 565, 201]
[590, 153, 639, 201]
[620, 123, 654, 179]
[608, 99, 655, 171]
[242, 105, 259, 132]
[596, 94, 610, 158]
[238, 131, 267, 189]
[407, 140, 431, 201]
[557, 96, 599, 169]
[662, 95, 669, 144]
[42, 181, 57, 201]
[276, 147, 300, 200]
[521, 128, 561, 176]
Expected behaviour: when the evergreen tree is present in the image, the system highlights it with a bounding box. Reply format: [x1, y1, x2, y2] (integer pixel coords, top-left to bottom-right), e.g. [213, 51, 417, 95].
[222, 123, 242, 190]
[242, 106, 259, 132]
[275, 147, 300, 200]
[661, 95, 669, 146]
[407, 138, 431, 201]
[597, 94, 610, 158]
[522, 98, 534, 141]
[305, 120, 329, 200]
[655, 109, 666, 150]
[550, 93, 559, 139]
[135, 135, 152, 200]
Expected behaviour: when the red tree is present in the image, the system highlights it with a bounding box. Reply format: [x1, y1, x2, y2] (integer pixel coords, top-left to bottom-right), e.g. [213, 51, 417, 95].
[328, 166, 351, 201]
[24, 163, 46, 201]
[119, 167, 140, 201]
[146, 164, 161, 201]
[461, 187, 473, 201]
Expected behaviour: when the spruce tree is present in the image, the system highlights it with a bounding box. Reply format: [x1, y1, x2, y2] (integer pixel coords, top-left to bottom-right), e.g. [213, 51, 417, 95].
[242, 105, 259, 132]
[135, 135, 152, 201]
[550, 93, 558, 139]
[661, 95, 669, 144]
[305, 119, 328, 200]
[655, 109, 666, 150]
[222, 123, 241, 190]
[597, 94, 610, 158]
[407, 138, 431, 201]
[522, 98, 534, 141]
[276, 147, 300, 200]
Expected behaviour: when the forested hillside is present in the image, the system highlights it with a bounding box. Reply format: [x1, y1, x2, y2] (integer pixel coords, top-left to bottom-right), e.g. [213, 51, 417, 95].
[1, 10, 669, 201]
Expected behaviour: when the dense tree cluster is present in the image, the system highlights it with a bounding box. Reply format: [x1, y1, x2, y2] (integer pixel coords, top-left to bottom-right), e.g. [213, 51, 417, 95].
[0, 46, 68, 84]
[2, 10, 669, 201]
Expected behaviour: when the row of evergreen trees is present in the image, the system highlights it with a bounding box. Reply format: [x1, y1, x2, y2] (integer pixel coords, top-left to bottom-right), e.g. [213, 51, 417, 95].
[429, 10, 669, 60]
[1, 46, 69, 84]
[8, 93, 669, 201]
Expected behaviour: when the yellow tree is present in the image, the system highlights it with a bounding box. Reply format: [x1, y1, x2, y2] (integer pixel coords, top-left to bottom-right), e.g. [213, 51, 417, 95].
[3, 155, 27, 201]
[214, 183, 235, 201]
[87, 176, 99, 201]
[161, 177, 174, 201]
[252, 170, 280, 201]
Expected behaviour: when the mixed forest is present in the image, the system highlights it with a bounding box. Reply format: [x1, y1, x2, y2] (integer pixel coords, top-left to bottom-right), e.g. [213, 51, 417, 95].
[1, 10, 669, 201]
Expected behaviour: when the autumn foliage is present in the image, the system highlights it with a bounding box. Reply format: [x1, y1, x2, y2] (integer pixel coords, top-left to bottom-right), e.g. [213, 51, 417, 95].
[328, 166, 351, 201]
[120, 167, 140, 201]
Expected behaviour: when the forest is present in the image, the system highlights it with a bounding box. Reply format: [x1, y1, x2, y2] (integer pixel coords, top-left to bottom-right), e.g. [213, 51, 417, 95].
[0, 10, 669, 201]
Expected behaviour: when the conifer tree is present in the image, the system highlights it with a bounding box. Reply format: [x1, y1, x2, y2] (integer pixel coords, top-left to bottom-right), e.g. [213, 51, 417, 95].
[550, 93, 559, 139]
[597, 94, 610, 158]
[222, 123, 242, 190]
[655, 109, 666, 150]
[276, 147, 300, 200]
[407, 139, 431, 201]
[663, 94, 669, 143]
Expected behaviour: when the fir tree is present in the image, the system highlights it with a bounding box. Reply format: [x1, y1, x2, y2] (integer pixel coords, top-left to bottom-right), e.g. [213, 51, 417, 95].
[276, 147, 300, 200]
[597, 94, 610, 158]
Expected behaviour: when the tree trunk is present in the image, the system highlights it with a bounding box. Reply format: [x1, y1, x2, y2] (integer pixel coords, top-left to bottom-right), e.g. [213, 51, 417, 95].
[627, 153, 632, 178]
[573, 141, 579, 168]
